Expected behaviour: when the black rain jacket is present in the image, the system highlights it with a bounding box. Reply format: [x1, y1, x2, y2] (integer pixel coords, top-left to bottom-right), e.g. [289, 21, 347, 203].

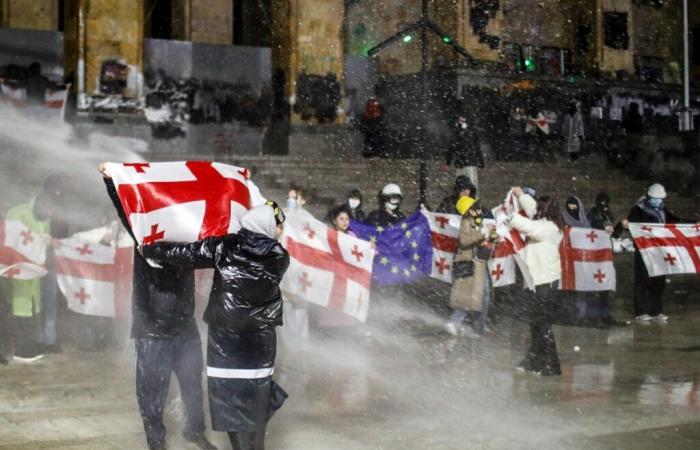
[142, 229, 290, 334]
[104, 178, 197, 339]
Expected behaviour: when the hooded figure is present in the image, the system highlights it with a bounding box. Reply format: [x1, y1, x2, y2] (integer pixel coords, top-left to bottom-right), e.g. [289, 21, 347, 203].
[587, 192, 615, 230]
[143, 203, 290, 450]
[561, 195, 591, 228]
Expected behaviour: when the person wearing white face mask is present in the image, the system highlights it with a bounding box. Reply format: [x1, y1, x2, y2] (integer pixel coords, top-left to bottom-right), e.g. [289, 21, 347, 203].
[618, 183, 697, 323]
[343, 189, 365, 222]
[286, 186, 307, 211]
[367, 183, 406, 227]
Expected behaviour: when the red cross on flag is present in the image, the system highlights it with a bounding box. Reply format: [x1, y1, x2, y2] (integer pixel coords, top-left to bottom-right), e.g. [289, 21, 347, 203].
[280, 209, 374, 322]
[628, 223, 700, 277]
[559, 226, 616, 291]
[422, 209, 460, 283]
[0, 220, 48, 279]
[55, 237, 133, 318]
[104, 161, 265, 247]
[487, 240, 517, 287]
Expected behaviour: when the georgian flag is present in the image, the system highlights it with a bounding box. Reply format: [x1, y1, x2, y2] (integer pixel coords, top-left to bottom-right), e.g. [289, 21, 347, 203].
[492, 189, 534, 289]
[104, 161, 265, 246]
[560, 227, 616, 291]
[55, 237, 133, 318]
[629, 223, 700, 277]
[280, 209, 374, 322]
[44, 87, 69, 109]
[422, 210, 460, 283]
[0, 220, 48, 279]
[0, 83, 27, 107]
[487, 240, 517, 287]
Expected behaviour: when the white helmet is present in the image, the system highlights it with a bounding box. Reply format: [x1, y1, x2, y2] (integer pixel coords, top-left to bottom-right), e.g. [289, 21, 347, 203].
[647, 183, 667, 199]
[381, 183, 402, 197]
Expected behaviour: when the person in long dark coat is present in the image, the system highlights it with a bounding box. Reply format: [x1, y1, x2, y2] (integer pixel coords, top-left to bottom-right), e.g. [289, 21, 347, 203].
[143, 203, 290, 450]
[102, 171, 215, 450]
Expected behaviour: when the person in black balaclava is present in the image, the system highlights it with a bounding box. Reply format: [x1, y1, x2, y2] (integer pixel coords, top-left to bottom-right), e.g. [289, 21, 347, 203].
[561, 195, 591, 228]
[560, 195, 594, 326]
[587, 192, 621, 327]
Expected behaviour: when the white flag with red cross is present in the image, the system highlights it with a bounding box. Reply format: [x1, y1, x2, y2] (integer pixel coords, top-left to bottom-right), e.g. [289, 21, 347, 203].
[55, 237, 133, 318]
[280, 209, 374, 322]
[0, 83, 27, 107]
[488, 240, 517, 287]
[492, 189, 534, 289]
[104, 161, 266, 247]
[628, 223, 700, 277]
[422, 210, 460, 283]
[0, 220, 48, 279]
[560, 226, 616, 291]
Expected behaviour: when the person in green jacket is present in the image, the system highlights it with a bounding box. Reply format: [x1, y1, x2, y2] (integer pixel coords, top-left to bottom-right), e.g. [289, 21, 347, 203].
[5, 197, 50, 361]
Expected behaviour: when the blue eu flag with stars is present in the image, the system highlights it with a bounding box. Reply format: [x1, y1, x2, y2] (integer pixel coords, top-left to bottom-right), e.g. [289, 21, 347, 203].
[350, 211, 433, 286]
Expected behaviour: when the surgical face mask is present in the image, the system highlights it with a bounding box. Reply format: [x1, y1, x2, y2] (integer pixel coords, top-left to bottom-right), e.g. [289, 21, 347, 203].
[348, 198, 361, 210]
[648, 197, 663, 209]
[287, 198, 297, 209]
[385, 201, 398, 212]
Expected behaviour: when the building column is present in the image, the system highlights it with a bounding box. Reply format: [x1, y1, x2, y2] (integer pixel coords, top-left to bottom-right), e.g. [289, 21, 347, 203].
[271, 0, 345, 124]
[64, 0, 144, 99]
[189, 0, 232, 45]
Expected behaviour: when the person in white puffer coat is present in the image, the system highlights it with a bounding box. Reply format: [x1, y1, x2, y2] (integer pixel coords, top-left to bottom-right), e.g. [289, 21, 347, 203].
[507, 187, 564, 376]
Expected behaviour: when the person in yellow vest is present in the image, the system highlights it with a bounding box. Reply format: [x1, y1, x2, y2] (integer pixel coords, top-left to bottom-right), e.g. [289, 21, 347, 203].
[5, 197, 50, 362]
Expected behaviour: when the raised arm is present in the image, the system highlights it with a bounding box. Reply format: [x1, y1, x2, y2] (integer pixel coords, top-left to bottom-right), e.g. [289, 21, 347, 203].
[102, 176, 138, 245]
[509, 212, 551, 242]
[142, 236, 227, 269]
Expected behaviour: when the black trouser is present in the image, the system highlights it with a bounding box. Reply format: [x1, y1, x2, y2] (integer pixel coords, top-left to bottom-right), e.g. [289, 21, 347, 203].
[524, 283, 561, 374]
[135, 334, 206, 448]
[13, 315, 42, 358]
[0, 292, 12, 362]
[526, 322, 560, 374]
[228, 427, 266, 450]
[633, 254, 665, 317]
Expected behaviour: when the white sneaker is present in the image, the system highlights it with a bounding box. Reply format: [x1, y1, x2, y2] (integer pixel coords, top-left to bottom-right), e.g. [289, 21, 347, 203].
[652, 314, 669, 322]
[461, 328, 482, 339]
[13, 354, 44, 363]
[444, 322, 459, 336]
[635, 314, 653, 322]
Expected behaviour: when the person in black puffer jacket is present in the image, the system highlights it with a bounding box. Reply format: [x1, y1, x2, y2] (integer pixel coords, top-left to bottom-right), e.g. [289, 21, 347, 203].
[102, 174, 216, 450]
[143, 203, 290, 450]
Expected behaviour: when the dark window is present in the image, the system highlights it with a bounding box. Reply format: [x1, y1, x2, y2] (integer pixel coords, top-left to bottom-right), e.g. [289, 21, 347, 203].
[58, 0, 65, 32]
[604, 12, 629, 50]
[575, 25, 591, 56]
[233, 0, 271, 47]
[148, 0, 172, 39]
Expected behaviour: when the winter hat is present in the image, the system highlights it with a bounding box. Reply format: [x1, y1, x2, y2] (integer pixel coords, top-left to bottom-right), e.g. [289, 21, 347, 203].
[241, 204, 278, 239]
[456, 196, 478, 216]
[595, 192, 610, 206]
[454, 175, 476, 193]
[647, 183, 667, 199]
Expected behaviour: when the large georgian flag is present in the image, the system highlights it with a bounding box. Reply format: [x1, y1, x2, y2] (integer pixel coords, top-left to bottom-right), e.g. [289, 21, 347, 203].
[104, 161, 265, 246]
[492, 189, 534, 289]
[422, 210, 460, 283]
[0, 83, 26, 107]
[280, 209, 374, 322]
[55, 237, 133, 318]
[0, 220, 48, 279]
[628, 223, 700, 277]
[560, 226, 616, 291]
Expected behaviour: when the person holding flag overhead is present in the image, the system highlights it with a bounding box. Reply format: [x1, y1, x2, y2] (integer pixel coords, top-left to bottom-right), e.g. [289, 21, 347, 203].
[100, 164, 216, 450]
[143, 202, 289, 450]
[507, 187, 564, 376]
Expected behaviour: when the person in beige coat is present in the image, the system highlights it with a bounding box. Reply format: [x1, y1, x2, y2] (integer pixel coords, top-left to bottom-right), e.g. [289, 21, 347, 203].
[445, 197, 497, 337]
[507, 187, 564, 375]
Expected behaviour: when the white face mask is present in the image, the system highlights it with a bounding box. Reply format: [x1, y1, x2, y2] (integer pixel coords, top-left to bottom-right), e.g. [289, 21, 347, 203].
[348, 198, 361, 210]
[385, 201, 398, 212]
[287, 198, 297, 209]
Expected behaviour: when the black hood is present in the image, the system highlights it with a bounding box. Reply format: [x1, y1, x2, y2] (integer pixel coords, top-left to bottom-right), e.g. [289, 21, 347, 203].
[238, 228, 281, 256]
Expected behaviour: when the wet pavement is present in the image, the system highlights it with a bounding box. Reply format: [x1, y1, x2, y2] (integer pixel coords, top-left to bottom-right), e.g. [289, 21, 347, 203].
[2, 304, 700, 450]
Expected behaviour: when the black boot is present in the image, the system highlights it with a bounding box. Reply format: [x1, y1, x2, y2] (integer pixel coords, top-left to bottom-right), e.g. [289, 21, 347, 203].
[183, 432, 217, 450]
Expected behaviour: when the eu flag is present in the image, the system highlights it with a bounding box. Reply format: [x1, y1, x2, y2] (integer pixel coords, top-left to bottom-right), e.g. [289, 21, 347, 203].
[350, 211, 433, 286]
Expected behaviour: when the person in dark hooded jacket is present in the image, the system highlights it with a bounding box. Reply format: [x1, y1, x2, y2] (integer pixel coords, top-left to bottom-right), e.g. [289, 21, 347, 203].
[617, 183, 696, 323]
[101, 171, 216, 450]
[366, 183, 406, 227]
[586, 192, 619, 327]
[143, 203, 290, 450]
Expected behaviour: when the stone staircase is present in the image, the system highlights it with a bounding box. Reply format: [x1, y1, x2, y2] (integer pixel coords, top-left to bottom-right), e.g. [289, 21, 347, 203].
[152, 152, 697, 221]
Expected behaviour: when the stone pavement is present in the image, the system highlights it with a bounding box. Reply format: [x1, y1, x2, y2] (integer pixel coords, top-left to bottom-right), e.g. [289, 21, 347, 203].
[2, 305, 700, 450]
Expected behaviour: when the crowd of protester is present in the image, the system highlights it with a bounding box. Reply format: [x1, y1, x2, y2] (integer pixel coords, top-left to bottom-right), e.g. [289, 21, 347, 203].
[0, 164, 697, 449]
